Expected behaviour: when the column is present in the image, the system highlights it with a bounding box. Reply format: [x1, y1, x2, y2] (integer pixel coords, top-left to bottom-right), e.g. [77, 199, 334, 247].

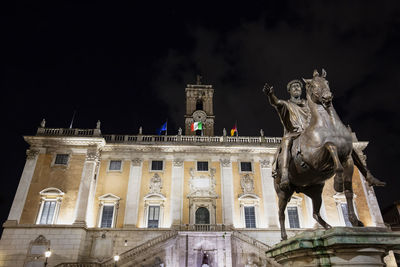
[358, 170, 385, 227]
[260, 159, 279, 227]
[6, 149, 40, 224]
[73, 149, 99, 226]
[123, 158, 143, 227]
[170, 159, 184, 227]
[220, 158, 234, 226]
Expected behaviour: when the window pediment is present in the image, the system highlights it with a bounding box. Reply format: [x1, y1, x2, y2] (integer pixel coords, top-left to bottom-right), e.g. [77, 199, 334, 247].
[99, 193, 120, 202]
[39, 187, 64, 197]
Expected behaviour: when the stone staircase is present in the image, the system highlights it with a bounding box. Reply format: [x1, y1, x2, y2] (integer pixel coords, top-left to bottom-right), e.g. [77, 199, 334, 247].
[101, 230, 178, 267]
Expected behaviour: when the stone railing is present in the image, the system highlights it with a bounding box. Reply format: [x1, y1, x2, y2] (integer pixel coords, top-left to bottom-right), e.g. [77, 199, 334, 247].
[54, 263, 101, 267]
[35, 127, 282, 144]
[103, 134, 282, 144]
[232, 230, 271, 251]
[36, 127, 101, 137]
[101, 230, 178, 267]
[178, 224, 229, 231]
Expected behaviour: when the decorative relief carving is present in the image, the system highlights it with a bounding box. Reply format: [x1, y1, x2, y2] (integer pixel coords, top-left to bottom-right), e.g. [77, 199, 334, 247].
[188, 167, 217, 197]
[173, 159, 184, 167]
[220, 158, 231, 167]
[132, 158, 142, 166]
[149, 173, 162, 194]
[260, 160, 271, 168]
[26, 149, 40, 160]
[240, 174, 255, 194]
[86, 151, 100, 162]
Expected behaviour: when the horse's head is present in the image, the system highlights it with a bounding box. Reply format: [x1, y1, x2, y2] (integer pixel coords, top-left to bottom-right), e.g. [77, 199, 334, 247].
[303, 69, 333, 109]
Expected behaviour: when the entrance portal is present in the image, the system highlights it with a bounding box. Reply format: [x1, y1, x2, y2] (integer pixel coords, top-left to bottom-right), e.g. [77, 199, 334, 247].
[195, 207, 210, 224]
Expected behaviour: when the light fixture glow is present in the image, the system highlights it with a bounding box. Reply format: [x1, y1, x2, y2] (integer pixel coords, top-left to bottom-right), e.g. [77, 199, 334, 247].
[114, 254, 120, 262]
[45, 249, 52, 258]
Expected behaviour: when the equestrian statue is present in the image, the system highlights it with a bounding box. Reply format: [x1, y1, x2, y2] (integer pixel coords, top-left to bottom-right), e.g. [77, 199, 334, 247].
[263, 69, 385, 240]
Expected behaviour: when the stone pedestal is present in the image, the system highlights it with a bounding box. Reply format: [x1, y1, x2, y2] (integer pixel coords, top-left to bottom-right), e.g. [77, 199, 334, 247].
[266, 227, 400, 267]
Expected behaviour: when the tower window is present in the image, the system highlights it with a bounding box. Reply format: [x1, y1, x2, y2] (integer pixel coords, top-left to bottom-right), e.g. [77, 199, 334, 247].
[196, 99, 203, 110]
[244, 206, 256, 228]
[197, 161, 208, 171]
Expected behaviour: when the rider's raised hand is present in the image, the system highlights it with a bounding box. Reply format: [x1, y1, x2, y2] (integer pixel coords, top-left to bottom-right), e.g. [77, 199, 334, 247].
[263, 83, 274, 95]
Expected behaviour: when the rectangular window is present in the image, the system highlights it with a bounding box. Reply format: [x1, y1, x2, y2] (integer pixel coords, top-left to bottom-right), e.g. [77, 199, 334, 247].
[39, 201, 56, 224]
[340, 203, 352, 226]
[197, 161, 208, 171]
[288, 206, 300, 228]
[151, 160, 163, 171]
[148, 206, 160, 228]
[240, 162, 252, 172]
[54, 154, 69, 165]
[109, 160, 122, 171]
[244, 206, 256, 228]
[100, 205, 115, 228]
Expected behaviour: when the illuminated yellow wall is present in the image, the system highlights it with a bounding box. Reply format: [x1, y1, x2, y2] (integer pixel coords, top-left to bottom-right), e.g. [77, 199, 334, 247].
[20, 153, 85, 224]
[136, 160, 172, 228]
[93, 159, 130, 228]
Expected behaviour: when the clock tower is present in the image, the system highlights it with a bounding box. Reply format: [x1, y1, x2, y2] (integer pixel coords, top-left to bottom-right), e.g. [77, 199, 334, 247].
[184, 76, 215, 136]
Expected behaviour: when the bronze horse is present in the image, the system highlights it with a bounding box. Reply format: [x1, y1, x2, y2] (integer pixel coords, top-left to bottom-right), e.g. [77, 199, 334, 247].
[274, 69, 363, 240]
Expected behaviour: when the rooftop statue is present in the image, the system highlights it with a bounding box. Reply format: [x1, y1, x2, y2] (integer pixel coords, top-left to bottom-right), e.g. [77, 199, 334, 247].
[263, 69, 385, 240]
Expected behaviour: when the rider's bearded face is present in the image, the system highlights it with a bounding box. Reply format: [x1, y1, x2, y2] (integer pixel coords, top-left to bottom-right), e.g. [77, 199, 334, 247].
[289, 83, 302, 98]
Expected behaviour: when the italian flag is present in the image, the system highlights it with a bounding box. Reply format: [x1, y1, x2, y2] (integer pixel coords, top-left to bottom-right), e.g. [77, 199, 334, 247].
[191, 121, 203, 131]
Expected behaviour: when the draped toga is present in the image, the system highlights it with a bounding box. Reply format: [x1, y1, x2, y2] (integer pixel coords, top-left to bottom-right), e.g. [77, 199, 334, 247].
[274, 99, 310, 135]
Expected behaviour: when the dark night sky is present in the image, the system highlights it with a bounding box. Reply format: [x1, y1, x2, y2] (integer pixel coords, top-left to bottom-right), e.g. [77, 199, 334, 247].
[1, 2, 400, 228]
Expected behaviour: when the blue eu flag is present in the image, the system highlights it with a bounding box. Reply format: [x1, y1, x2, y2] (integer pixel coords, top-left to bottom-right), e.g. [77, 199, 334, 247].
[157, 121, 167, 135]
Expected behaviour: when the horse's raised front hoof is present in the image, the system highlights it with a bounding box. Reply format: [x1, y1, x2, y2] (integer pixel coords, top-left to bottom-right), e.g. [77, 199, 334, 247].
[367, 173, 386, 187]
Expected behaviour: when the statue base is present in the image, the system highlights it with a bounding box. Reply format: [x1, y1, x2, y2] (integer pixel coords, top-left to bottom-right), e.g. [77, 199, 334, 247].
[266, 227, 400, 267]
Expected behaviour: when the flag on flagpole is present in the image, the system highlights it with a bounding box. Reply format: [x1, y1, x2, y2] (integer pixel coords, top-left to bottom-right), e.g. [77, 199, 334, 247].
[231, 123, 237, 136]
[191, 121, 203, 131]
[157, 121, 168, 135]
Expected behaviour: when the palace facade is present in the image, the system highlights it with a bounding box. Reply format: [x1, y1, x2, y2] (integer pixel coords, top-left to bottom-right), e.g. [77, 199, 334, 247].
[0, 81, 384, 267]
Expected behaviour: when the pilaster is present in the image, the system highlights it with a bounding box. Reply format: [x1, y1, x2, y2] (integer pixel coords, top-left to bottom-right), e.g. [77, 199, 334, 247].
[123, 158, 143, 227]
[73, 148, 100, 226]
[260, 159, 279, 227]
[6, 148, 40, 224]
[170, 159, 184, 227]
[220, 158, 234, 226]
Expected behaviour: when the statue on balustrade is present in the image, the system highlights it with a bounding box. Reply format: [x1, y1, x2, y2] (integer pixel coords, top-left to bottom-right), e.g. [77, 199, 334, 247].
[263, 69, 385, 240]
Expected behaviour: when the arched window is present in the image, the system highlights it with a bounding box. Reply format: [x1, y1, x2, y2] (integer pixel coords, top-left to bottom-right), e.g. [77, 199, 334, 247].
[196, 99, 203, 110]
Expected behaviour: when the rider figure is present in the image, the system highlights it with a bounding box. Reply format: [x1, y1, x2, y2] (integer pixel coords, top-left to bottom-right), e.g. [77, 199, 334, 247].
[263, 80, 385, 189]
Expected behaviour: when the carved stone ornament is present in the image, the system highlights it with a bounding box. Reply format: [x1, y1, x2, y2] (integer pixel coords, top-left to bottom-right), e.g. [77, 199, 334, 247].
[220, 158, 231, 167]
[132, 158, 142, 166]
[173, 159, 184, 167]
[260, 160, 271, 168]
[149, 173, 162, 193]
[86, 151, 100, 162]
[188, 167, 217, 197]
[240, 174, 255, 194]
[26, 149, 40, 160]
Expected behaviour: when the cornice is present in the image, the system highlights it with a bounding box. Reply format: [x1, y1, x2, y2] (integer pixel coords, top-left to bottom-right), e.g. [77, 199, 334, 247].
[24, 136, 106, 148]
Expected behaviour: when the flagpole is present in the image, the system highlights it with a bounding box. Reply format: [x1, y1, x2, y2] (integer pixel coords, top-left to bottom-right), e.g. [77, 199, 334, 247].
[165, 119, 168, 136]
[69, 110, 76, 129]
[236, 120, 238, 136]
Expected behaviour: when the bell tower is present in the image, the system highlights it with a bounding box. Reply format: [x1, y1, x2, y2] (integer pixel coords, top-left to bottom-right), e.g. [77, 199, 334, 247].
[184, 75, 215, 136]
